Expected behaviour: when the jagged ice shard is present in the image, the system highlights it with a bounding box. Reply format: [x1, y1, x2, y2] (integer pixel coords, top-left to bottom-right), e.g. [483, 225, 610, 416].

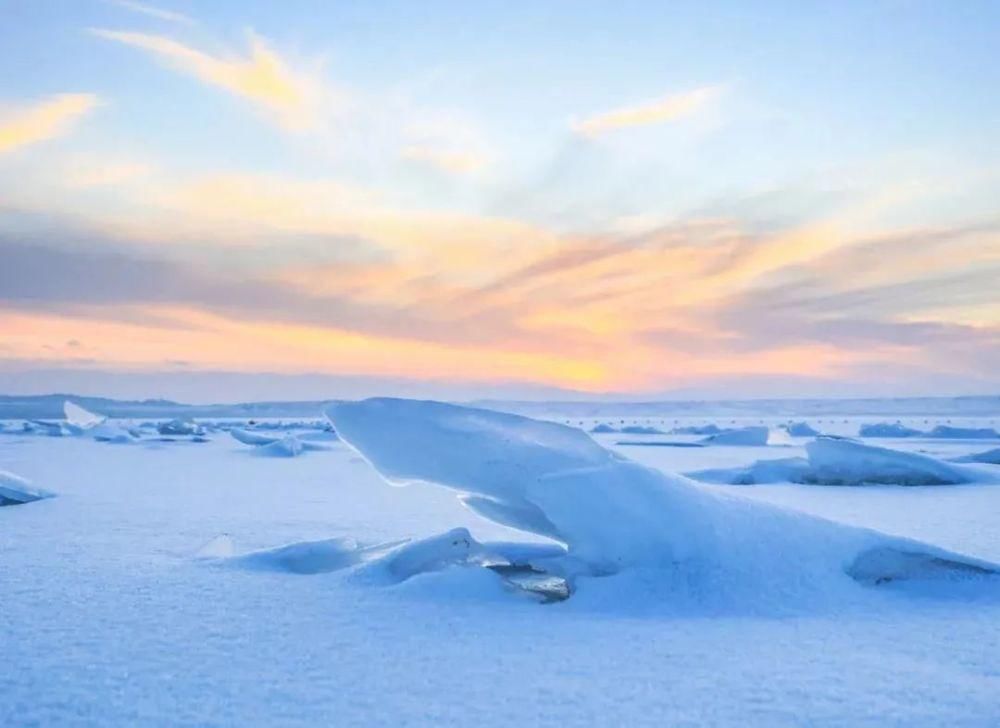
[327, 398, 998, 600]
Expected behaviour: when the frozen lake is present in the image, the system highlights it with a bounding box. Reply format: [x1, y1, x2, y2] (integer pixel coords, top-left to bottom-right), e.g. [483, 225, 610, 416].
[2, 405, 1000, 726]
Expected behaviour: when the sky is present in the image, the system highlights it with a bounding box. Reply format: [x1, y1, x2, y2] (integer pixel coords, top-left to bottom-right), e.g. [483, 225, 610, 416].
[0, 0, 998, 402]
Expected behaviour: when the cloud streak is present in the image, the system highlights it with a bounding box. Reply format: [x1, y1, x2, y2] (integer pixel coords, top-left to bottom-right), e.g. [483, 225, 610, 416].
[107, 0, 195, 25]
[572, 86, 721, 136]
[0, 94, 99, 155]
[90, 29, 326, 130]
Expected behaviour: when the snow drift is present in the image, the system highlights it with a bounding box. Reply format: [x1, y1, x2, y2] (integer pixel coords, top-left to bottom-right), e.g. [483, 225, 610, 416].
[688, 437, 983, 486]
[327, 399, 997, 602]
[954, 447, 1000, 465]
[927, 425, 1000, 440]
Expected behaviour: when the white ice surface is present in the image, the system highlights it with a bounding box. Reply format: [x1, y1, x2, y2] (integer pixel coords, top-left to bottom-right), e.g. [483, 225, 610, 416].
[3, 405, 1000, 725]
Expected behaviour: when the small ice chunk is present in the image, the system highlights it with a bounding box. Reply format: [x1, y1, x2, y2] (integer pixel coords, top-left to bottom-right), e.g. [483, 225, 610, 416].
[158, 419, 203, 436]
[784, 421, 820, 437]
[858, 422, 923, 438]
[0, 471, 55, 506]
[701, 426, 769, 446]
[64, 400, 107, 429]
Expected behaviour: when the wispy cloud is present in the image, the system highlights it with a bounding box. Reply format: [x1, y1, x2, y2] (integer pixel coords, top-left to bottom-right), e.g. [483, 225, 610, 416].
[401, 145, 487, 175]
[572, 85, 722, 136]
[0, 94, 99, 155]
[107, 0, 194, 25]
[90, 29, 327, 131]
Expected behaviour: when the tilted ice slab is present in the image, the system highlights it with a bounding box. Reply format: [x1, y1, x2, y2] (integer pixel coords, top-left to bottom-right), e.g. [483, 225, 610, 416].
[64, 400, 107, 429]
[688, 437, 985, 486]
[0, 470, 55, 506]
[327, 399, 997, 597]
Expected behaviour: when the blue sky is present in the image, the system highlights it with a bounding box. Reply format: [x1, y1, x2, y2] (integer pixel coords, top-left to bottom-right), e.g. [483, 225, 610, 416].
[0, 1, 998, 400]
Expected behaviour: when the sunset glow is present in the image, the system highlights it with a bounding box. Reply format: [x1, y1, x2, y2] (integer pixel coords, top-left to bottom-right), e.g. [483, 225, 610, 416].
[1, 1, 998, 399]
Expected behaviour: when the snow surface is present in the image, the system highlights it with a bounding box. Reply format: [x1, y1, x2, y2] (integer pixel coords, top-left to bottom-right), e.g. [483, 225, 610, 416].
[3, 401, 1000, 725]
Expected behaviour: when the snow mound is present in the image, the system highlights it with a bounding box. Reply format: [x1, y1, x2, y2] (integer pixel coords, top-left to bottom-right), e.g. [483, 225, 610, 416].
[89, 422, 137, 443]
[328, 398, 998, 602]
[688, 437, 981, 486]
[671, 424, 722, 435]
[859, 422, 922, 438]
[700, 426, 769, 446]
[0, 470, 55, 506]
[620, 425, 664, 435]
[589, 424, 618, 433]
[231, 537, 401, 574]
[64, 400, 107, 429]
[954, 448, 1000, 465]
[805, 438, 975, 485]
[257, 435, 305, 457]
[926, 425, 1000, 440]
[784, 421, 820, 437]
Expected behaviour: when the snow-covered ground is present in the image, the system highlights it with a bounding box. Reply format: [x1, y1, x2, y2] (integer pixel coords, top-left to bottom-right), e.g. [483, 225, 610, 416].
[2, 403, 1000, 726]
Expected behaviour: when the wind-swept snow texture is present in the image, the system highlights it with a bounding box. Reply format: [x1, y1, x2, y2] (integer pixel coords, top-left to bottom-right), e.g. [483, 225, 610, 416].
[328, 399, 997, 599]
[0, 470, 54, 506]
